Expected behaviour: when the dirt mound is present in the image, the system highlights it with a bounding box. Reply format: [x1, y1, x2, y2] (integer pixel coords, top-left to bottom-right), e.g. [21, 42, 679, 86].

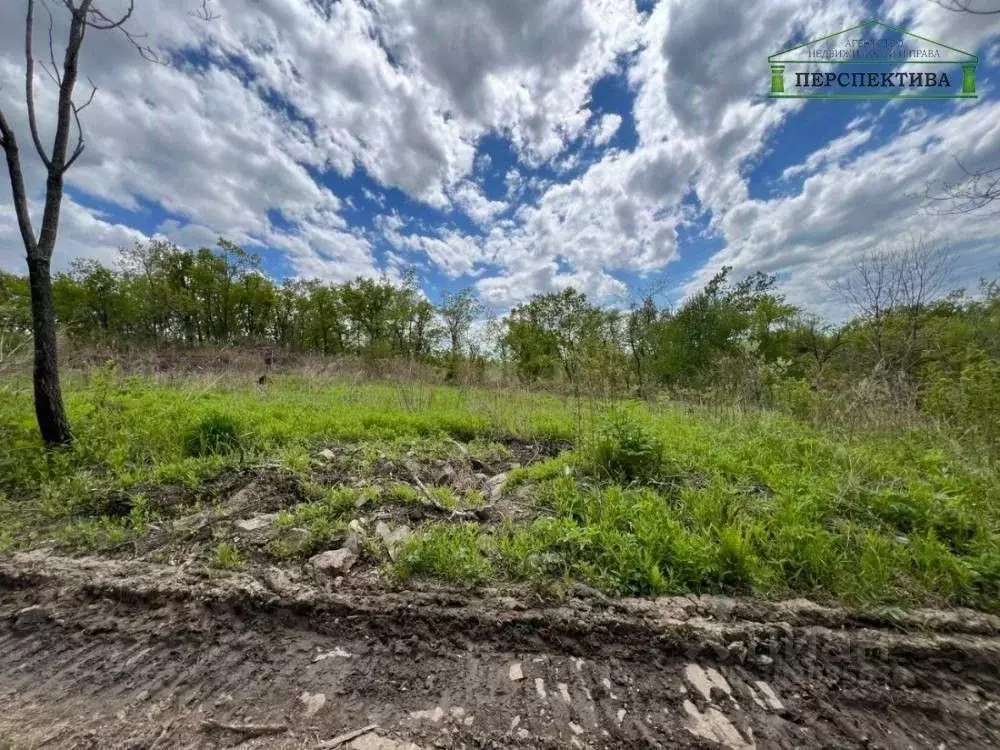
[2, 551, 1000, 749]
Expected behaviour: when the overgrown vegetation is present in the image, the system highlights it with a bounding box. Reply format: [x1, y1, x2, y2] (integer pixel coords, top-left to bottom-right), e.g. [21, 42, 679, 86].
[1, 371, 998, 613]
[183, 413, 245, 458]
[398, 409, 1000, 609]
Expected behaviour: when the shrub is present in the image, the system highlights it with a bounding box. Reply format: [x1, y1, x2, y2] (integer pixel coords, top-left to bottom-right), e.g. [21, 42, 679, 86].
[587, 407, 663, 482]
[924, 353, 1000, 447]
[183, 413, 244, 457]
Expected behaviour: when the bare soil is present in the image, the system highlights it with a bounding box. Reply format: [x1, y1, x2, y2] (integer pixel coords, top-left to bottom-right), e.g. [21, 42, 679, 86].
[3, 550, 1000, 749]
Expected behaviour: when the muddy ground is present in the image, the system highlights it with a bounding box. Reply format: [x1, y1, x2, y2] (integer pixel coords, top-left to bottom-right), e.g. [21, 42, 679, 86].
[2, 550, 1000, 750]
[4, 443, 1000, 749]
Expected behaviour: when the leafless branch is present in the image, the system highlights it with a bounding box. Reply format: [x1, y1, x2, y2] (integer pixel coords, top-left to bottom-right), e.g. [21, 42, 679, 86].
[832, 237, 955, 372]
[83, 0, 134, 29]
[925, 157, 1000, 216]
[189, 0, 220, 21]
[0, 108, 39, 250]
[44, 1, 63, 86]
[38, 60, 60, 87]
[932, 0, 1000, 14]
[78, 1, 167, 64]
[63, 78, 96, 172]
[26, 0, 54, 170]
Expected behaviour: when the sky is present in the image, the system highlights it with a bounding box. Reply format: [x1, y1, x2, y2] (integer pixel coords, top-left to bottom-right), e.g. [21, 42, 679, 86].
[1, 0, 999, 322]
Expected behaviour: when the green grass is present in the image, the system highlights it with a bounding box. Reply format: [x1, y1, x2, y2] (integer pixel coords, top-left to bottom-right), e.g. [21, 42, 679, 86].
[213, 541, 247, 571]
[2, 370, 999, 612]
[395, 407, 1000, 610]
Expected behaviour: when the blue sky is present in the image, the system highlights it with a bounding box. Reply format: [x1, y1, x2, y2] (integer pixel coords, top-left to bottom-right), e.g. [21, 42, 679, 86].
[2, 0, 999, 321]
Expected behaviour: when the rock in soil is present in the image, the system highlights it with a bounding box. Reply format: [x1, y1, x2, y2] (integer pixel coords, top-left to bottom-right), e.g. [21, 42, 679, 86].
[310, 548, 358, 575]
[376, 521, 411, 562]
[236, 514, 276, 533]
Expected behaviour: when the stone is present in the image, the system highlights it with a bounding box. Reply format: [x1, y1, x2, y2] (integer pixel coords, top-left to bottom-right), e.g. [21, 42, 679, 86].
[314, 646, 352, 662]
[299, 690, 327, 717]
[286, 527, 310, 544]
[409, 706, 445, 723]
[508, 662, 524, 681]
[376, 521, 411, 561]
[486, 473, 507, 501]
[11, 605, 50, 632]
[349, 735, 422, 750]
[347, 519, 366, 552]
[310, 548, 357, 575]
[727, 641, 748, 663]
[558, 683, 572, 704]
[535, 678, 547, 699]
[235, 514, 275, 533]
[682, 700, 753, 749]
[753, 680, 784, 711]
[319, 448, 336, 460]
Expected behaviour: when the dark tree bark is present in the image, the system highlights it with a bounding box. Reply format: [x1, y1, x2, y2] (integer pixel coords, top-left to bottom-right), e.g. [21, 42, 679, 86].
[0, 0, 168, 446]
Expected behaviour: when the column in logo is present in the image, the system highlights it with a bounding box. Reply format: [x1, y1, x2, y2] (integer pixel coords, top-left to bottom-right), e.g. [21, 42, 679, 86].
[770, 64, 785, 94]
[962, 63, 976, 95]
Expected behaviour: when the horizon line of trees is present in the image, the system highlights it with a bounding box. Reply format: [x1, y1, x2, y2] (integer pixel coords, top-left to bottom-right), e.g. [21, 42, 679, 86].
[1, 240, 488, 368]
[4, 236, 998, 445]
[0, 238, 995, 381]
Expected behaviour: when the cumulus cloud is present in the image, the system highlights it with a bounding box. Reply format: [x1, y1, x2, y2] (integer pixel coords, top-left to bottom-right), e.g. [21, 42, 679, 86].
[1, 0, 999, 317]
[592, 113, 623, 146]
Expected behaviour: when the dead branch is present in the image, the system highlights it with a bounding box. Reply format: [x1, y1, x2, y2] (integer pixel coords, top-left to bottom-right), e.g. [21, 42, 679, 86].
[200, 719, 289, 738]
[26, 0, 53, 169]
[189, 0, 220, 21]
[63, 77, 97, 172]
[315, 725, 379, 749]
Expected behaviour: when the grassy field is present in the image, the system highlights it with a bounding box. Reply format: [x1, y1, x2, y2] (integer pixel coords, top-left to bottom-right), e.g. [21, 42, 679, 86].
[1, 366, 999, 612]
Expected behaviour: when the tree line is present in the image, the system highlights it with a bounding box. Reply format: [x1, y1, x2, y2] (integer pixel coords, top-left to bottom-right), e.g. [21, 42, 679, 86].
[2, 238, 998, 447]
[0, 240, 487, 367]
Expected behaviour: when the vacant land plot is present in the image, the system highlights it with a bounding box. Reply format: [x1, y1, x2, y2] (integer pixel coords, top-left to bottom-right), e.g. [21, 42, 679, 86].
[2, 370, 998, 611]
[3, 372, 1000, 748]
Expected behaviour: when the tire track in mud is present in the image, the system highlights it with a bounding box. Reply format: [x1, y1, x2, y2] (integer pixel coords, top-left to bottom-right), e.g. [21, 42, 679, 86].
[2, 552, 1000, 749]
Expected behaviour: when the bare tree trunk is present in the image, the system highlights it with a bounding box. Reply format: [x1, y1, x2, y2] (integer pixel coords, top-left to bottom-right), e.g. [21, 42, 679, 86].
[27, 253, 71, 444]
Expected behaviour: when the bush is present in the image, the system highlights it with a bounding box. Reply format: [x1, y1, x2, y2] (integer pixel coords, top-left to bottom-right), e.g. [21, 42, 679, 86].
[183, 413, 244, 457]
[587, 408, 663, 482]
[924, 353, 1000, 447]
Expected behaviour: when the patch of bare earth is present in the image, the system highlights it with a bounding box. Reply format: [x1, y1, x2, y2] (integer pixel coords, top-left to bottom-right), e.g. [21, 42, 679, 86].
[126, 440, 562, 570]
[4, 444, 1000, 748]
[2, 550, 1000, 749]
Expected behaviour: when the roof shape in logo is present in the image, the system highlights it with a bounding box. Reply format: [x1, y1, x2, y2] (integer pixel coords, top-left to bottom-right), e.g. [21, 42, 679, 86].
[769, 19, 978, 65]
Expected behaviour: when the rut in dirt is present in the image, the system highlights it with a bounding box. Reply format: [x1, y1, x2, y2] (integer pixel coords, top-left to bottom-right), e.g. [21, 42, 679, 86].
[2, 552, 1000, 749]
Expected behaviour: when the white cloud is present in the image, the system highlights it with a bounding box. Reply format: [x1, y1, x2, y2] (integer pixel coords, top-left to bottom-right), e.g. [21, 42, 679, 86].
[781, 128, 873, 182]
[592, 113, 623, 146]
[0, 0, 999, 322]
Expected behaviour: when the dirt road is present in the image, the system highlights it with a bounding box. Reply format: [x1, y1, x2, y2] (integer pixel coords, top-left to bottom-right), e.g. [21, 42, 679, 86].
[2, 551, 999, 749]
